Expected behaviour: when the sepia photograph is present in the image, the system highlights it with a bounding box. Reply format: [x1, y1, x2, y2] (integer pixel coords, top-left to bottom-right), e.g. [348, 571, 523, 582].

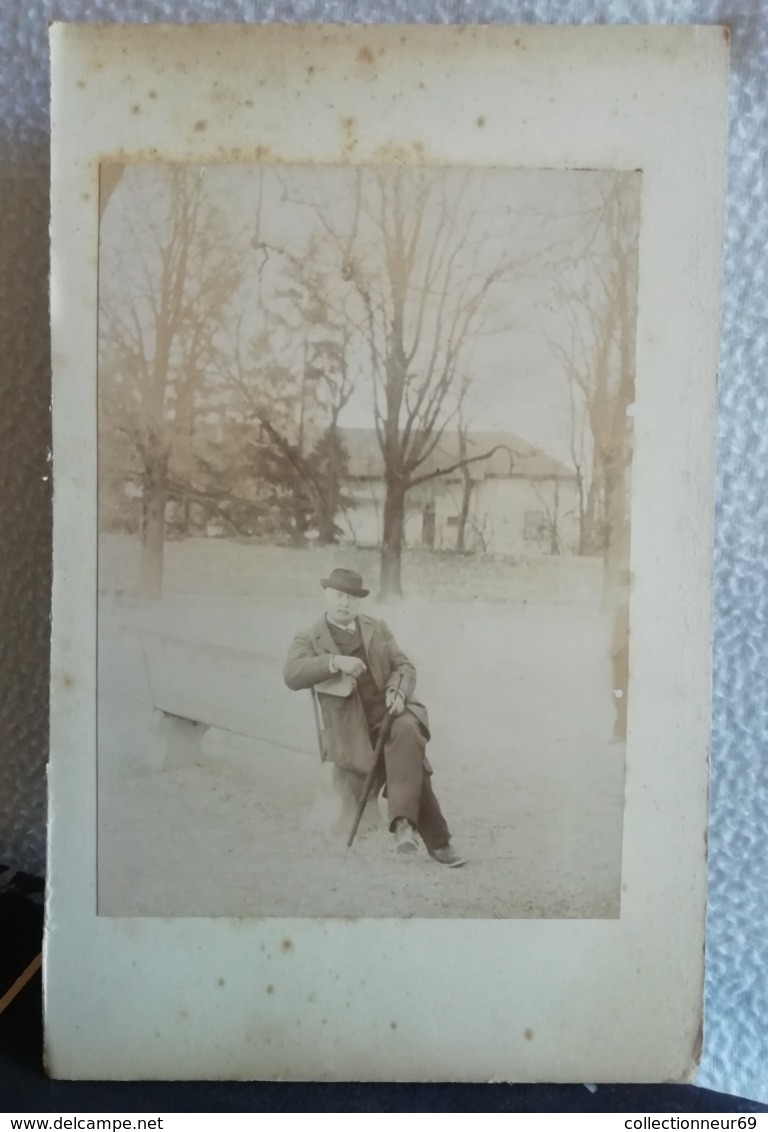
[48, 21, 727, 1082]
[96, 161, 639, 919]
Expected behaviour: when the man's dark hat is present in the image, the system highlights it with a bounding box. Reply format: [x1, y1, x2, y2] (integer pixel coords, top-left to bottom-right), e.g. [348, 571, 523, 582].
[321, 567, 369, 598]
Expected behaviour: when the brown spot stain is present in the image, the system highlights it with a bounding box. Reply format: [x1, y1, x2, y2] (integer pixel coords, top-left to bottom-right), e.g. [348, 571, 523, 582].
[60, 671, 76, 689]
[178, 1008, 189, 1020]
[307, 65, 315, 75]
[390, 1021, 397, 1030]
[341, 116, 358, 156]
[476, 115, 486, 128]
[524, 1028, 534, 1041]
[131, 104, 141, 115]
[76, 79, 86, 89]
[266, 984, 274, 994]
[244, 98, 254, 108]
[281, 938, 294, 954]
[373, 142, 427, 165]
[357, 45, 374, 65]
[217, 978, 225, 987]
[148, 89, 157, 99]
[194, 120, 207, 133]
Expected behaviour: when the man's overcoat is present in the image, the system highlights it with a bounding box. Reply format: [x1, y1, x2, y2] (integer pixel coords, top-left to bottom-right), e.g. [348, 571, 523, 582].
[283, 614, 430, 775]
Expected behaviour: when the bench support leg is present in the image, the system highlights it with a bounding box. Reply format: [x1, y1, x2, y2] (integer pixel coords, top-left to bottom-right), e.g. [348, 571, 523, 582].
[153, 712, 211, 769]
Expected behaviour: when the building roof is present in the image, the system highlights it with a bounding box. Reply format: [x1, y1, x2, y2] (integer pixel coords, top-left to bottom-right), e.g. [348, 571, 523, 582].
[337, 427, 575, 482]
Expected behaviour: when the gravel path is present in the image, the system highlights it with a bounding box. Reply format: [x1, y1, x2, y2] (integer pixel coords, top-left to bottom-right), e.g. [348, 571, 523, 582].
[97, 590, 624, 919]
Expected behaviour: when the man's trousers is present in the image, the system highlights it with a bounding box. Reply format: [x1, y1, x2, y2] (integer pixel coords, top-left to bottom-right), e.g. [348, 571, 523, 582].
[383, 712, 450, 850]
[333, 711, 451, 851]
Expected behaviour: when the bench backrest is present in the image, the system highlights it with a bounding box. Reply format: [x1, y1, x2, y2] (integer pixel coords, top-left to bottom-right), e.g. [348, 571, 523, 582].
[141, 632, 317, 757]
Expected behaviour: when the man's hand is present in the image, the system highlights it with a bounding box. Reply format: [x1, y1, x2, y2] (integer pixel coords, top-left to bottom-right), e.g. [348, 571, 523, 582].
[333, 654, 367, 678]
[385, 687, 406, 715]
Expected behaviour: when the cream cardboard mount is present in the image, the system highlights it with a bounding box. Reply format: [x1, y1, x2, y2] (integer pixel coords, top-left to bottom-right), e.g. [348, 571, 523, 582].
[48, 23, 728, 1082]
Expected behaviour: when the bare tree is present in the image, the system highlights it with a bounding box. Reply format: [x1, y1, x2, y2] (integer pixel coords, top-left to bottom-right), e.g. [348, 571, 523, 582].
[454, 396, 487, 556]
[301, 168, 531, 597]
[531, 478, 563, 556]
[455, 423, 475, 555]
[99, 167, 241, 595]
[572, 388, 592, 555]
[218, 243, 360, 546]
[283, 255, 359, 544]
[546, 172, 640, 586]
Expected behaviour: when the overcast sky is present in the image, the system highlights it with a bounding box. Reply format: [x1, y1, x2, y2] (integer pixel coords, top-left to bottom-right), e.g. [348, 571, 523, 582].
[101, 163, 640, 466]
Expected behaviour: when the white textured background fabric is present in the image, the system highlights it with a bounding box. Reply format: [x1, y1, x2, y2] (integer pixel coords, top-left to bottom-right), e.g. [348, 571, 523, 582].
[1, 0, 765, 1102]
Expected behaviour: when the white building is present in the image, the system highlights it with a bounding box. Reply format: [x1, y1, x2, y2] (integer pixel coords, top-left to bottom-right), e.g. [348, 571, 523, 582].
[337, 428, 581, 557]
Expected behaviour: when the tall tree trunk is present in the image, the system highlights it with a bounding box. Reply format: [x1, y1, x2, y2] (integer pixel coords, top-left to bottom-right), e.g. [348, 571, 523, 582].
[549, 479, 561, 555]
[455, 422, 473, 554]
[379, 482, 406, 599]
[138, 447, 169, 598]
[583, 474, 601, 555]
[602, 457, 629, 607]
[318, 505, 337, 545]
[317, 477, 338, 544]
[574, 468, 587, 555]
[602, 236, 635, 606]
[318, 421, 340, 545]
[456, 471, 473, 554]
[292, 483, 307, 545]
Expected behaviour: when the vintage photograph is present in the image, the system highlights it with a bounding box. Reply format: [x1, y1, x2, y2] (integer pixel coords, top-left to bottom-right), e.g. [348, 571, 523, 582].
[96, 161, 639, 919]
[48, 22, 727, 1081]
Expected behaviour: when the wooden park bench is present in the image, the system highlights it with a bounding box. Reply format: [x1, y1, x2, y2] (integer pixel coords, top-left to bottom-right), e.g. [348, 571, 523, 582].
[140, 631, 383, 835]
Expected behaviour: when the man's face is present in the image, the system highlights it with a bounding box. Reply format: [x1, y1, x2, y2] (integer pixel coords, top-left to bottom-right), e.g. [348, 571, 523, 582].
[324, 587, 360, 626]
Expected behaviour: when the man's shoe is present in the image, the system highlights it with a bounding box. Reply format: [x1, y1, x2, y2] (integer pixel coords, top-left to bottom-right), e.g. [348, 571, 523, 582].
[429, 843, 466, 868]
[393, 818, 419, 856]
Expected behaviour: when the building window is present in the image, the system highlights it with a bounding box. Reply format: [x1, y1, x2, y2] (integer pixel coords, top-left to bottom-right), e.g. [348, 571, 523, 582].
[523, 510, 548, 541]
[421, 502, 436, 548]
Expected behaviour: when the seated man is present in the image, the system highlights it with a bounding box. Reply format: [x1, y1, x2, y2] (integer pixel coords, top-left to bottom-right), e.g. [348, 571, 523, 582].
[283, 567, 464, 867]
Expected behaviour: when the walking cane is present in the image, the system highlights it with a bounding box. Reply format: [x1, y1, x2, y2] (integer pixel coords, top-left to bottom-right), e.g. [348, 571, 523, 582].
[346, 675, 403, 850]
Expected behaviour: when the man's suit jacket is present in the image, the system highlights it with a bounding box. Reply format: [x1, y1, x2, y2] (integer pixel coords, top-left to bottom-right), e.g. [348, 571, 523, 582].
[283, 614, 430, 775]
